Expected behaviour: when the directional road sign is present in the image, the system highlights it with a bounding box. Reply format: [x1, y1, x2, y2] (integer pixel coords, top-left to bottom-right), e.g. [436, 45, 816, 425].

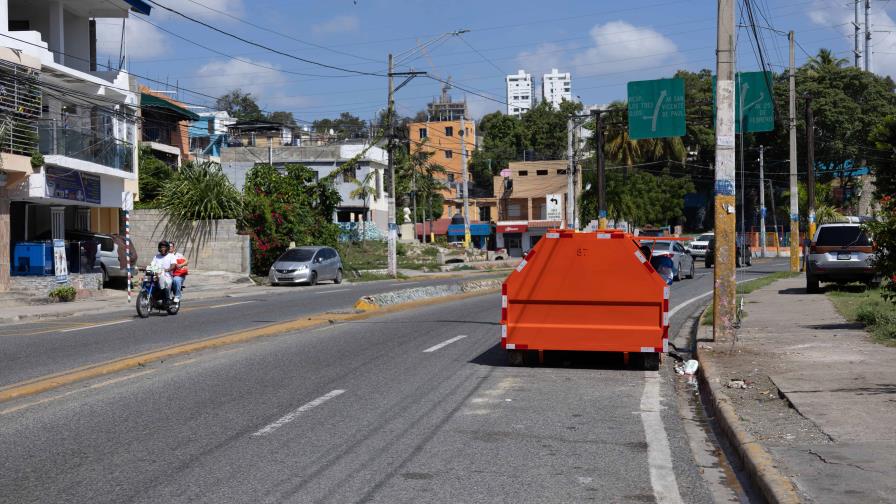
[713, 72, 775, 133]
[627, 78, 686, 140]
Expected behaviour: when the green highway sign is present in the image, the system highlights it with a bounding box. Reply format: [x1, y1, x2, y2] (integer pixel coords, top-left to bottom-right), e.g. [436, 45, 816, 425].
[627, 78, 686, 140]
[713, 71, 775, 133]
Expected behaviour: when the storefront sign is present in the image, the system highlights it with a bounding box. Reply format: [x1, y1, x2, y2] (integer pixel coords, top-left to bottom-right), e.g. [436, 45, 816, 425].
[45, 167, 101, 204]
[53, 239, 68, 283]
[497, 223, 528, 233]
[448, 223, 491, 236]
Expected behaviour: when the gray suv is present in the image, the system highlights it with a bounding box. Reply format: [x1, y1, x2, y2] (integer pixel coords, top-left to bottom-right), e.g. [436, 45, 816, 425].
[269, 246, 343, 286]
[806, 223, 879, 293]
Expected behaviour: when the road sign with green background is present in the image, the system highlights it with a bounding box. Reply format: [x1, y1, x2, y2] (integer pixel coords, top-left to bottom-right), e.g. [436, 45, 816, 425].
[627, 78, 686, 140]
[712, 71, 775, 133]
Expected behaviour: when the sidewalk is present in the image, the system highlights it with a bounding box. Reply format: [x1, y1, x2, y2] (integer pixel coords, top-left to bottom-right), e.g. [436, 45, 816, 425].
[698, 276, 896, 503]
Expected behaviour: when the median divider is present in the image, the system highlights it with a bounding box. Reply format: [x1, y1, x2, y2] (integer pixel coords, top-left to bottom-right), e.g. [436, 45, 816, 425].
[694, 306, 801, 504]
[0, 279, 502, 405]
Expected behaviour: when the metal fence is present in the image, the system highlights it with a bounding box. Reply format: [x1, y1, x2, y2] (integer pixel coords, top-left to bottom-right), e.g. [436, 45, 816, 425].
[0, 59, 41, 156]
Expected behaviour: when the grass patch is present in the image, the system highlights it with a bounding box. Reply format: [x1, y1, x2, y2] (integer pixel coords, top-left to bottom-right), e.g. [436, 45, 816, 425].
[349, 271, 409, 282]
[828, 286, 896, 345]
[337, 241, 444, 272]
[700, 271, 800, 325]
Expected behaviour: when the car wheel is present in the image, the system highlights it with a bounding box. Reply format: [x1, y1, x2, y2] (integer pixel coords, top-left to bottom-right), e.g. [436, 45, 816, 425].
[101, 265, 110, 284]
[705, 258, 713, 268]
[309, 271, 318, 286]
[806, 272, 821, 293]
[334, 269, 343, 284]
[688, 261, 696, 279]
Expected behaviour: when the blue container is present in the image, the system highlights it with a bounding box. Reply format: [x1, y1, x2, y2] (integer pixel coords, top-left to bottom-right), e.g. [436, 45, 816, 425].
[12, 242, 53, 276]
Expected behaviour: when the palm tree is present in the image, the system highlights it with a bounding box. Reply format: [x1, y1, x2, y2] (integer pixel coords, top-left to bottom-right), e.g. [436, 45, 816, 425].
[806, 48, 848, 74]
[603, 102, 640, 178]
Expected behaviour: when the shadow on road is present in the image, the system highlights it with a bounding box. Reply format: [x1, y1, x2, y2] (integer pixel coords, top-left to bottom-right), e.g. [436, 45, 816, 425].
[470, 343, 645, 372]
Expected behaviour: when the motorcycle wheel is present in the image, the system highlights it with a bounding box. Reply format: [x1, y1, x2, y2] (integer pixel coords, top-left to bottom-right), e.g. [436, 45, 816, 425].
[166, 300, 180, 315]
[136, 291, 151, 318]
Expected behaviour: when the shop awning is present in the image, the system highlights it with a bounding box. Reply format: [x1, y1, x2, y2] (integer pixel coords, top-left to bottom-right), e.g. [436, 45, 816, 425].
[141, 93, 200, 121]
[528, 220, 562, 229]
[447, 223, 491, 236]
[497, 222, 528, 233]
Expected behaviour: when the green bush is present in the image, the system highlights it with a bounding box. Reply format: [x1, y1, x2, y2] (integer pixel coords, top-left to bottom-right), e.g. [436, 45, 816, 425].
[48, 285, 77, 302]
[158, 161, 243, 223]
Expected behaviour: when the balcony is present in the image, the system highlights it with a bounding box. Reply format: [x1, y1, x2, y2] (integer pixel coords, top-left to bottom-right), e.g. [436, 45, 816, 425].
[38, 120, 134, 173]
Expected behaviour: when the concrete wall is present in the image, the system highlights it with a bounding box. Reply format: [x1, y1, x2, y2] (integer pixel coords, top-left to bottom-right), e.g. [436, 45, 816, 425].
[130, 209, 249, 274]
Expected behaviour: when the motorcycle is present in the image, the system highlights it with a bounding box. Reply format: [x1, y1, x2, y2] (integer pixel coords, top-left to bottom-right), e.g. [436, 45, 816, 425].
[136, 267, 180, 318]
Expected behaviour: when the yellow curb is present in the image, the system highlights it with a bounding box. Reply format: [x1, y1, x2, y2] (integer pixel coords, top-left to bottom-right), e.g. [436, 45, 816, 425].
[0, 286, 499, 405]
[694, 306, 802, 504]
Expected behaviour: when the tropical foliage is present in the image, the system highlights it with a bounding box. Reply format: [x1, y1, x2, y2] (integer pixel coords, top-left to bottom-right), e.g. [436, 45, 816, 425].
[865, 195, 896, 302]
[157, 161, 243, 223]
[137, 146, 174, 205]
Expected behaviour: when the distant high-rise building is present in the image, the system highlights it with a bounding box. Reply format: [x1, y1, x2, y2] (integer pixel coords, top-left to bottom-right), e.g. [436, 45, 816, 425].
[427, 81, 469, 121]
[542, 68, 571, 109]
[505, 70, 533, 116]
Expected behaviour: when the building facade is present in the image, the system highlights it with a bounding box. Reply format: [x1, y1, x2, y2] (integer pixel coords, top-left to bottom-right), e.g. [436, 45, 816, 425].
[505, 70, 532, 116]
[407, 118, 476, 217]
[1, 0, 149, 291]
[542, 68, 571, 109]
[493, 160, 570, 257]
[139, 86, 199, 167]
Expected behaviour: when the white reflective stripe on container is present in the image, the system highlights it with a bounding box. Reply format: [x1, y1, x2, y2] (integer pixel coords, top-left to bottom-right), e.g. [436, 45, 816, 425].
[663, 286, 670, 300]
[546, 232, 560, 239]
[501, 325, 507, 338]
[506, 343, 516, 350]
[516, 259, 528, 272]
[640, 346, 655, 353]
[663, 312, 670, 326]
[597, 233, 611, 239]
[502, 295, 508, 308]
[634, 250, 647, 263]
[663, 339, 669, 353]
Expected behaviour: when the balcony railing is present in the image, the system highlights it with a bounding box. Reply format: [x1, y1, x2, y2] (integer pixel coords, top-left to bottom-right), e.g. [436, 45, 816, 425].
[38, 120, 134, 173]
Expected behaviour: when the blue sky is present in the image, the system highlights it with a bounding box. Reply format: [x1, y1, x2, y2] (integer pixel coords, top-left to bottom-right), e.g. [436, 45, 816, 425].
[95, 0, 896, 123]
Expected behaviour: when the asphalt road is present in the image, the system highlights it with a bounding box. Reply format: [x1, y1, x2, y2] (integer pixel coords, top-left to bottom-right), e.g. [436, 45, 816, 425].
[0, 259, 789, 503]
[0, 274, 503, 388]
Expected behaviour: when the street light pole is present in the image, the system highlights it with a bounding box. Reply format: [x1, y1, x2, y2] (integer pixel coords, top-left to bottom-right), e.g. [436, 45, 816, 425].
[386, 53, 397, 278]
[759, 145, 767, 258]
[593, 109, 607, 229]
[788, 31, 800, 272]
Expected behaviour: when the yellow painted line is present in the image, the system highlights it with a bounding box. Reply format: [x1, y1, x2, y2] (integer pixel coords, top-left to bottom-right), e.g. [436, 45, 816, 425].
[0, 286, 498, 405]
[0, 369, 157, 416]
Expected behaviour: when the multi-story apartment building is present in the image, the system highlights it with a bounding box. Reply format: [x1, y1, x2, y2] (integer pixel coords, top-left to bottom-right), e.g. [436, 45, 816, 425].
[139, 86, 198, 168]
[542, 68, 572, 109]
[505, 70, 532, 117]
[0, 0, 149, 291]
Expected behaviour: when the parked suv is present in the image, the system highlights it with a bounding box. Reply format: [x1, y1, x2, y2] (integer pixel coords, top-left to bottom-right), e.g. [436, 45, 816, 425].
[806, 223, 878, 293]
[704, 236, 752, 268]
[687, 232, 714, 258]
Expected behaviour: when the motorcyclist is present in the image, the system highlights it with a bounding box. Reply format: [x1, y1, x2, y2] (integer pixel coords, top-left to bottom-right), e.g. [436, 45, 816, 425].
[169, 241, 188, 303]
[149, 241, 175, 297]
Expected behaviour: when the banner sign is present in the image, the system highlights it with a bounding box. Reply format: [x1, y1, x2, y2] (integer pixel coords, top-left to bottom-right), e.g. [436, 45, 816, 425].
[45, 167, 101, 204]
[53, 239, 68, 284]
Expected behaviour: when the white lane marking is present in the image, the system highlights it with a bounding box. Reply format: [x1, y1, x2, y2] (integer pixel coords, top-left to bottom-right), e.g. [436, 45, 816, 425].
[318, 288, 350, 293]
[0, 369, 156, 416]
[640, 371, 685, 504]
[206, 301, 254, 309]
[422, 335, 468, 353]
[60, 320, 131, 333]
[667, 277, 759, 319]
[251, 389, 345, 437]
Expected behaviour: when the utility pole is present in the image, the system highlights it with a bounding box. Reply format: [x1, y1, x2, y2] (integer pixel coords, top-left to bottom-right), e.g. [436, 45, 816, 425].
[386, 53, 398, 278]
[759, 145, 767, 258]
[460, 116, 471, 247]
[865, 0, 872, 73]
[566, 117, 575, 229]
[768, 179, 780, 257]
[738, 72, 746, 266]
[854, 0, 863, 68]
[806, 95, 816, 241]
[594, 109, 607, 229]
[789, 31, 800, 273]
[713, 0, 737, 341]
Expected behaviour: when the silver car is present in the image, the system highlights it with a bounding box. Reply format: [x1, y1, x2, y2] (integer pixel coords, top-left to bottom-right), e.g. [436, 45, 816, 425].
[269, 246, 343, 286]
[806, 223, 878, 292]
[640, 239, 696, 281]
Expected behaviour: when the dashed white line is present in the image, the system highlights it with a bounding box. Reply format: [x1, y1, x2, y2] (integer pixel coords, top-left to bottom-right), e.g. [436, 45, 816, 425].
[251, 389, 346, 437]
[60, 320, 131, 332]
[640, 371, 685, 504]
[206, 301, 255, 309]
[423, 335, 468, 353]
[318, 288, 350, 293]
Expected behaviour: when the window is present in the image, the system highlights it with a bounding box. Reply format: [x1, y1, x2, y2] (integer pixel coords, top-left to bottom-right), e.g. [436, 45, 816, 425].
[508, 203, 521, 218]
[479, 206, 491, 221]
[445, 126, 453, 137]
[444, 150, 453, 159]
[447, 173, 455, 183]
[557, 169, 567, 175]
[518, 170, 528, 176]
[419, 127, 427, 139]
[815, 226, 870, 246]
[536, 169, 548, 176]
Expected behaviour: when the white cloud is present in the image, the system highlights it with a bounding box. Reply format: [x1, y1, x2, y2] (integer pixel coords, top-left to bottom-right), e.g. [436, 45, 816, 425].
[312, 15, 360, 35]
[95, 18, 169, 61]
[166, 0, 245, 19]
[192, 59, 310, 110]
[516, 42, 567, 82]
[806, 0, 896, 78]
[571, 21, 681, 77]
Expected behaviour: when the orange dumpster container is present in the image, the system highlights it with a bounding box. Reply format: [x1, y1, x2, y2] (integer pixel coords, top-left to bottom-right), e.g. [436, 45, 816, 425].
[500, 229, 670, 369]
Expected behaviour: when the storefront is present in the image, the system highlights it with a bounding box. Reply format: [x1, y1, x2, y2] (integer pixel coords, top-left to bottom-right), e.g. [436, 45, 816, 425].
[447, 222, 492, 249]
[496, 221, 528, 257]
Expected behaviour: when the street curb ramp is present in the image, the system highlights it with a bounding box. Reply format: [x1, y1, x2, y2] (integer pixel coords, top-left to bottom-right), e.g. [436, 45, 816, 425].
[694, 306, 802, 504]
[0, 280, 501, 405]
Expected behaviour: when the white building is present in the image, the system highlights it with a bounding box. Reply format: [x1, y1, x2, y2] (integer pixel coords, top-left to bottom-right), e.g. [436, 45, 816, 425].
[1, 0, 149, 291]
[542, 68, 571, 109]
[505, 70, 532, 117]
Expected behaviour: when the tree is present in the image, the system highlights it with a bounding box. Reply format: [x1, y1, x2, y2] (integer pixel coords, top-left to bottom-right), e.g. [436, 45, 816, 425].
[313, 112, 368, 139]
[216, 89, 263, 121]
[520, 100, 582, 160]
[806, 48, 848, 75]
[157, 161, 243, 223]
[267, 111, 297, 126]
[137, 146, 174, 205]
[468, 111, 526, 190]
[603, 102, 641, 176]
[871, 115, 896, 197]
[865, 195, 896, 301]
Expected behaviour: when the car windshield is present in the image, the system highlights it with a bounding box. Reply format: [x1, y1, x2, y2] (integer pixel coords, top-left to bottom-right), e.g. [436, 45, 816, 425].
[277, 249, 316, 262]
[696, 234, 713, 242]
[816, 226, 870, 247]
[642, 241, 673, 250]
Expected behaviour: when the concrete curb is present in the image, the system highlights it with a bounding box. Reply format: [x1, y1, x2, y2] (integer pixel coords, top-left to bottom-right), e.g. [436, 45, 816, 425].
[694, 306, 801, 504]
[355, 279, 502, 311]
[0, 282, 499, 405]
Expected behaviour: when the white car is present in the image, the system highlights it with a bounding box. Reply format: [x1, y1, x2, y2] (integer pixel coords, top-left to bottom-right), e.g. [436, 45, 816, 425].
[687, 232, 714, 259]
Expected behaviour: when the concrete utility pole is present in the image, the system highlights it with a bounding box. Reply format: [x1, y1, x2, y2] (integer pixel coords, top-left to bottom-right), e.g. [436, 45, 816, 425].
[714, 0, 737, 341]
[386, 53, 398, 277]
[854, 0, 863, 68]
[594, 110, 607, 229]
[789, 31, 800, 273]
[865, 0, 872, 73]
[460, 116, 471, 247]
[566, 117, 575, 229]
[759, 145, 767, 258]
[806, 95, 816, 241]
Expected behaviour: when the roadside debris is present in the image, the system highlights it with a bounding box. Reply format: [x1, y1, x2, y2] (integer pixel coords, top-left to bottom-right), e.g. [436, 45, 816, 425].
[726, 379, 747, 389]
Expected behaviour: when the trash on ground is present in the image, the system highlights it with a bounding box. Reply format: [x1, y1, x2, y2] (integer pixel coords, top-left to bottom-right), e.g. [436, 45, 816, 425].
[683, 360, 699, 375]
[726, 379, 747, 389]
